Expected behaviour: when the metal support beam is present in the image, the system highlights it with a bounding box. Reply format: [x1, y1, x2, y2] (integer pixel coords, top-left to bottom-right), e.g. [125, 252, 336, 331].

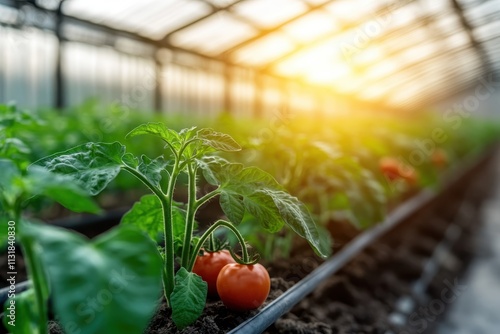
[54, 0, 64, 109]
[218, 0, 337, 57]
[160, 0, 255, 44]
[223, 62, 232, 114]
[154, 57, 163, 113]
[254, 73, 263, 118]
[451, 0, 493, 74]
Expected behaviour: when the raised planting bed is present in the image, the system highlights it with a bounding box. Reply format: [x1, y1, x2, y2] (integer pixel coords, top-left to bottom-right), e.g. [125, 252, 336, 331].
[1, 142, 496, 333]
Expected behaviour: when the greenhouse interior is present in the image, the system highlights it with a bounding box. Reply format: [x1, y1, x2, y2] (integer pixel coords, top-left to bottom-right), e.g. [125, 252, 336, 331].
[1, 0, 500, 333]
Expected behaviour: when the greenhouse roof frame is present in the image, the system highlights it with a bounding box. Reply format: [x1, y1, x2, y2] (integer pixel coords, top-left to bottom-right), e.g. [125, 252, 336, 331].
[1, 0, 499, 111]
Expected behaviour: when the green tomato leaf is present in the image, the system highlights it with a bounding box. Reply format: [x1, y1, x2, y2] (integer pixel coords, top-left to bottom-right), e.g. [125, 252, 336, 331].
[0, 159, 22, 206]
[170, 268, 207, 329]
[27, 166, 101, 214]
[242, 190, 284, 233]
[122, 153, 139, 168]
[138, 155, 169, 188]
[261, 189, 331, 258]
[219, 192, 245, 224]
[197, 128, 241, 152]
[121, 195, 186, 244]
[3, 138, 31, 155]
[197, 157, 330, 257]
[121, 195, 164, 241]
[3, 289, 41, 334]
[32, 142, 125, 195]
[127, 123, 181, 149]
[21, 222, 163, 334]
[196, 157, 243, 186]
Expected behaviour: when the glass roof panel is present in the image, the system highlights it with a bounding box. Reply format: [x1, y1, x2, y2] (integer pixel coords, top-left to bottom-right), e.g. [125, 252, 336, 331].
[282, 10, 339, 43]
[169, 12, 257, 55]
[232, 0, 308, 28]
[325, 0, 382, 23]
[231, 33, 296, 66]
[63, 0, 212, 39]
[205, 0, 242, 6]
[304, 0, 331, 5]
[474, 20, 500, 41]
[272, 33, 355, 77]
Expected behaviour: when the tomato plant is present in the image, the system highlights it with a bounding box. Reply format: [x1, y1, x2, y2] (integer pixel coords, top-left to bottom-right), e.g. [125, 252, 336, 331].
[217, 263, 270, 311]
[35, 122, 330, 329]
[193, 249, 235, 297]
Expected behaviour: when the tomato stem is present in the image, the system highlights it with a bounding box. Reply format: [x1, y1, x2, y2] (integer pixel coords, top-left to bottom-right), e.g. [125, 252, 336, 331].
[188, 220, 252, 271]
[123, 165, 176, 306]
[181, 162, 197, 268]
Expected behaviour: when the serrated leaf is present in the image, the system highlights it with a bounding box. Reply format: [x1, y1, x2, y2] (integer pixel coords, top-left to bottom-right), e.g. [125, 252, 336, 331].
[243, 191, 284, 233]
[27, 166, 101, 214]
[179, 126, 198, 140]
[0, 159, 22, 206]
[32, 142, 125, 195]
[197, 128, 241, 152]
[127, 123, 180, 148]
[196, 157, 243, 186]
[21, 222, 163, 334]
[121, 195, 186, 243]
[261, 189, 331, 258]
[138, 155, 169, 187]
[3, 138, 30, 155]
[220, 192, 244, 224]
[122, 153, 139, 168]
[3, 289, 41, 334]
[170, 268, 207, 329]
[121, 195, 164, 241]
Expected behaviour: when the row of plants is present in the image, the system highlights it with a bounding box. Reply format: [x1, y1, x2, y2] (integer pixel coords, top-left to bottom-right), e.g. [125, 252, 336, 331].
[1, 102, 499, 333]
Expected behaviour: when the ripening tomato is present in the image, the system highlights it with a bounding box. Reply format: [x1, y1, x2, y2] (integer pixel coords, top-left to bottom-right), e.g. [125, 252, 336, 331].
[192, 250, 235, 297]
[216, 263, 270, 311]
[399, 166, 418, 185]
[379, 157, 402, 181]
[431, 149, 448, 168]
[380, 157, 418, 185]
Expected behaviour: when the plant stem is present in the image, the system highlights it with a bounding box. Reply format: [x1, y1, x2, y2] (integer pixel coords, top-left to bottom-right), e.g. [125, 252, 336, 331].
[209, 232, 215, 250]
[187, 220, 249, 271]
[181, 163, 197, 268]
[16, 206, 48, 334]
[123, 165, 177, 307]
[21, 241, 48, 334]
[193, 189, 221, 211]
[162, 159, 181, 307]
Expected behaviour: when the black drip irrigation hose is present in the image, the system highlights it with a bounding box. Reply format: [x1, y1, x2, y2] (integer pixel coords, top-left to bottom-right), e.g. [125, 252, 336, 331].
[388, 199, 473, 327]
[226, 189, 436, 334]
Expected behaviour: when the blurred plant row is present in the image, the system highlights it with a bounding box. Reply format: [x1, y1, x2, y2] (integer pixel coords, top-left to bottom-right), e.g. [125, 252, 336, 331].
[2, 101, 499, 255]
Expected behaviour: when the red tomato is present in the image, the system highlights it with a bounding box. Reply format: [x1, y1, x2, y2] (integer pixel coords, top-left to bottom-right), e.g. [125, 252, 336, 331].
[432, 149, 448, 168]
[379, 157, 401, 181]
[380, 157, 418, 185]
[192, 250, 235, 297]
[216, 263, 270, 311]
